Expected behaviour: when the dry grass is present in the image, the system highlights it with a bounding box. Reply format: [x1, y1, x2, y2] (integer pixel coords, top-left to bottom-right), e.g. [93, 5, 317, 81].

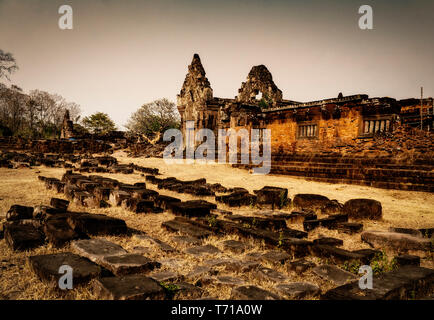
[0, 152, 433, 300]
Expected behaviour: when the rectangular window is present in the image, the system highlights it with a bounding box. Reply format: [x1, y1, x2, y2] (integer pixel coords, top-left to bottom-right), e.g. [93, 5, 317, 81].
[362, 118, 391, 135]
[298, 124, 318, 138]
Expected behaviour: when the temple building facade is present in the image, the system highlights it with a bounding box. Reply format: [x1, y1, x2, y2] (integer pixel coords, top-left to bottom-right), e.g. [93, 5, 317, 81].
[177, 54, 432, 152]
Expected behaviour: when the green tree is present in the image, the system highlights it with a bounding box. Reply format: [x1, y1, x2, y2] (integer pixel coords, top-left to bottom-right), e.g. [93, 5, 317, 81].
[125, 98, 180, 137]
[82, 112, 116, 134]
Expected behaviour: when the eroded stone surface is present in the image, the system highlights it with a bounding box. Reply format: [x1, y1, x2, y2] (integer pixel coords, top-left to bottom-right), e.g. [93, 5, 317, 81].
[255, 267, 289, 282]
[67, 213, 127, 236]
[100, 254, 161, 276]
[322, 266, 434, 300]
[287, 259, 316, 274]
[231, 285, 281, 300]
[220, 240, 247, 253]
[185, 244, 220, 256]
[94, 275, 166, 300]
[361, 230, 432, 252]
[28, 252, 101, 287]
[71, 239, 127, 263]
[261, 250, 292, 264]
[149, 270, 183, 282]
[343, 199, 382, 220]
[4, 223, 45, 251]
[172, 235, 201, 246]
[275, 282, 320, 299]
[312, 265, 357, 285]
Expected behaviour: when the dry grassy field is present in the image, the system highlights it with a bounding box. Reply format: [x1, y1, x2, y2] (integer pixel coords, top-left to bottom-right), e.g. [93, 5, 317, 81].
[0, 151, 433, 300]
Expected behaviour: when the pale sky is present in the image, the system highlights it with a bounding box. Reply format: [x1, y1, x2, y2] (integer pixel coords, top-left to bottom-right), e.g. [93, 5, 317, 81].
[1, 0, 433, 129]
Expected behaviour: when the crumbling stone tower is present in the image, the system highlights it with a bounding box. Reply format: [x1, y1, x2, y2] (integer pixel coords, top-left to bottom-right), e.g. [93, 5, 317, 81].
[237, 65, 283, 107]
[177, 54, 216, 137]
[60, 110, 75, 139]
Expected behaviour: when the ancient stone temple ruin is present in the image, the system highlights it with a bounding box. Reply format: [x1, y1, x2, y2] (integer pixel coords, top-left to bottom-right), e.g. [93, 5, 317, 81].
[60, 110, 75, 139]
[177, 54, 431, 152]
[177, 54, 434, 192]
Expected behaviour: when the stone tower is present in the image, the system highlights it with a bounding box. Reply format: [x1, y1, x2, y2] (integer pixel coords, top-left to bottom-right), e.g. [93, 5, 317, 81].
[237, 65, 282, 107]
[177, 54, 214, 138]
[60, 110, 75, 139]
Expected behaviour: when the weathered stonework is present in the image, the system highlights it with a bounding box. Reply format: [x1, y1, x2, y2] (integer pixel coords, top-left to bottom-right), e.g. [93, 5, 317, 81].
[60, 110, 75, 139]
[176, 54, 410, 153]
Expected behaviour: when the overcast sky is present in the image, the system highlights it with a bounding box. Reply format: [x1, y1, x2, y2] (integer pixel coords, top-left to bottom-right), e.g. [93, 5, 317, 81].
[1, 0, 433, 128]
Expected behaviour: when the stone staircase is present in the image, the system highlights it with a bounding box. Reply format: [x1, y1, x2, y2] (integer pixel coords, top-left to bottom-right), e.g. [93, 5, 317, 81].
[233, 153, 434, 192]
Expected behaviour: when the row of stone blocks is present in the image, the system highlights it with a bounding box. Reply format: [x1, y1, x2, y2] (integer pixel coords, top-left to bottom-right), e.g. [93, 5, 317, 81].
[234, 162, 433, 192]
[2, 201, 128, 250]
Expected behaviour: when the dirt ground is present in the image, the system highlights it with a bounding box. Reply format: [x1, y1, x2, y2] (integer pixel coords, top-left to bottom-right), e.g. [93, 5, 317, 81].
[0, 152, 433, 300]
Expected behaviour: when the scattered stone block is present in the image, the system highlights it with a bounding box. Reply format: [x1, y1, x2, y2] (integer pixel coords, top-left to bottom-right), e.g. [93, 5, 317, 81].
[71, 239, 127, 263]
[253, 186, 289, 209]
[122, 198, 155, 213]
[73, 191, 93, 206]
[173, 282, 203, 299]
[311, 244, 365, 264]
[67, 213, 127, 236]
[4, 223, 45, 251]
[134, 235, 176, 253]
[255, 267, 289, 282]
[203, 258, 243, 271]
[286, 259, 316, 274]
[231, 285, 281, 300]
[293, 194, 331, 210]
[50, 198, 69, 210]
[109, 190, 131, 206]
[94, 187, 112, 201]
[320, 200, 343, 215]
[221, 240, 247, 253]
[312, 265, 357, 285]
[216, 191, 256, 207]
[99, 254, 161, 276]
[313, 237, 343, 246]
[171, 235, 201, 246]
[215, 276, 245, 287]
[28, 252, 101, 287]
[389, 227, 423, 238]
[322, 266, 434, 300]
[419, 228, 434, 239]
[352, 249, 381, 264]
[6, 205, 34, 221]
[361, 230, 432, 253]
[43, 217, 86, 248]
[155, 195, 181, 210]
[187, 266, 215, 279]
[275, 282, 320, 299]
[343, 199, 382, 220]
[94, 275, 166, 300]
[261, 250, 291, 264]
[149, 270, 183, 282]
[162, 218, 212, 238]
[33, 205, 66, 220]
[169, 200, 215, 217]
[185, 244, 220, 256]
[395, 254, 420, 267]
[337, 222, 363, 234]
[226, 215, 286, 231]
